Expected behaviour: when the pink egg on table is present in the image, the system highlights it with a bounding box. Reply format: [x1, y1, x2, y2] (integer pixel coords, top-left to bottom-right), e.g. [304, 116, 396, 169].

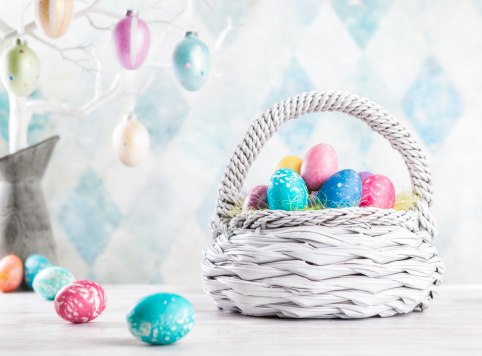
[54, 280, 107, 323]
[242, 185, 269, 212]
[360, 175, 395, 209]
[300, 144, 338, 191]
[358, 171, 373, 181]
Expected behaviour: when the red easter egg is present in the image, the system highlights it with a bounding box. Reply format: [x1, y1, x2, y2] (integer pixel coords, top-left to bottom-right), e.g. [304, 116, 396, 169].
[0, 255, 23, 293]
[54, 280, 107, 323]
[300, 144, 338, 191]
[360, 175, 395, 209]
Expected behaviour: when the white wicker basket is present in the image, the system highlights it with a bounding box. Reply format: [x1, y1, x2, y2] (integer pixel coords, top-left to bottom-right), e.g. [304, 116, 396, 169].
[202, 91, 444, 319]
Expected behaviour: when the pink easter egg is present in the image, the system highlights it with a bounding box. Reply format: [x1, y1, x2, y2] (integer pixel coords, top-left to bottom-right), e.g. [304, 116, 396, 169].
[242, 185, 269, 212]
[358, 171, 373, 181]
[360, 175, 395, 209]
[54, 280, 107, 323]
[113, 10, 151, 70]
[300, 144, 338, 191]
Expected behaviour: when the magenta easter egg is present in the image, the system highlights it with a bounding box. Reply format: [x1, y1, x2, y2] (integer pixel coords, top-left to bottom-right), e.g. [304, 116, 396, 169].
[300, 144, 338, 191]
[360, 175, 395, 209]
[54, 280, 107, 323]
[242, 185, 269, 212]
[113, 10, 151, 70]
[308, 191, 320, 207]
[358, 171, 373, 181]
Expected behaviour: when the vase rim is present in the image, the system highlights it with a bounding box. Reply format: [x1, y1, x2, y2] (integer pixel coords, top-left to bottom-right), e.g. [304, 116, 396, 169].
[0, 136, 60, 162]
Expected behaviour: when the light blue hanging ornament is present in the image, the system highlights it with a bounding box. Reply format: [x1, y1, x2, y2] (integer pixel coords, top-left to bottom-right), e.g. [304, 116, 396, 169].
[172, 31, 211, 91]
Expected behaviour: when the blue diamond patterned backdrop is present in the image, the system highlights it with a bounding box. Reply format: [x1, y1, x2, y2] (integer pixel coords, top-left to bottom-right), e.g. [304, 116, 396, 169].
[0, 0, 480, 284]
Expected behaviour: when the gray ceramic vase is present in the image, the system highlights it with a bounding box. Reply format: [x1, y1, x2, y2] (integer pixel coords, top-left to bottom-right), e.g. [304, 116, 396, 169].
[0, 136, 59, 279]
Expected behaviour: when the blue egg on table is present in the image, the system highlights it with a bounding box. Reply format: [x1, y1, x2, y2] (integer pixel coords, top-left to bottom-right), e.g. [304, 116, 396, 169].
[24, 254, 52, 290]
[268, 168, 309, 211]
[318, 169, 362, 208]
[32, 266, 75, 300]
[126, 293, 195, 345]
[172, 31, 211, 91]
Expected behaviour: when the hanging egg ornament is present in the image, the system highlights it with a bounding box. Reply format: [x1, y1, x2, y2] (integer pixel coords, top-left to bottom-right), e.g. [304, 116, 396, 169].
[0, 39, 40, 97]
[34, 0, 73, 38]
[172, 32, 211, 91]
[113, 10, 151, 70]
[112, 113, 150, 167]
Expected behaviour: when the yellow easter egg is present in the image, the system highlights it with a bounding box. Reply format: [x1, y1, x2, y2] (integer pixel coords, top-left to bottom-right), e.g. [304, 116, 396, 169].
[112, 114, 150, 167]
[34, 0, 73, 39]
[276, 156, 302, 174]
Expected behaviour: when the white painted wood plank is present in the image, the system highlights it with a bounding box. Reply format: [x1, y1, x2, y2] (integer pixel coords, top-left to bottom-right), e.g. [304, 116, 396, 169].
[1, 285, 481, 355]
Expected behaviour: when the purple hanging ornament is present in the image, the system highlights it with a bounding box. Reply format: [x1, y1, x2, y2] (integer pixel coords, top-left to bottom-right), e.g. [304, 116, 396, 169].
[113, 10, 151, 70]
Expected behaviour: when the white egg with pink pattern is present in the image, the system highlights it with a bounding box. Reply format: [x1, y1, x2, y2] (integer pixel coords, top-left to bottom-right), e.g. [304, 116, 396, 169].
[54, 280, 107, 324]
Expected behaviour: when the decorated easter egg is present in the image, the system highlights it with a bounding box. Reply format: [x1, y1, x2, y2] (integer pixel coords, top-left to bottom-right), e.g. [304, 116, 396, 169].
[113, 10, 151, 70]
[358, 171, 373, 182]
[112, 113, 150, 167]
[308, 191, 320, 207]
[172, 32, 211, 91]
[360, 174, 395, 209]
[276, 156, 302, 174]
[34, 0, 73, 38]
[268, 168, 308, 211]
[0, 255, 23, 293]
[0, 39, 40, 97]
[33, 266, 75, 300]
[24, 254, 52, 290]
[126, 293, 195, 345]
[318, 169, 362, 209]
[54, 280, 107, 323]
[300, 144, 338, 191]
[242, 185, 269, 212]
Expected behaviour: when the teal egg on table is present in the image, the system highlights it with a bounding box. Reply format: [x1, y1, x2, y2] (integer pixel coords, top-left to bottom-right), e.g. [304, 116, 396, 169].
[268, 168, 308, 211]
[126, 293, 195, 345]
[32, 266, 75, 300]
[172, 31, 211, 91]
[318, 169, 362, 209]
[24, 254, 52, 290]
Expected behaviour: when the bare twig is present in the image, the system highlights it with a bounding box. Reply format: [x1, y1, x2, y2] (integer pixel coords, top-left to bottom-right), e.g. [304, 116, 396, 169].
[214, 17, 233, 51]
[26, 72, 126, 116]
[29, 33, 99, 75]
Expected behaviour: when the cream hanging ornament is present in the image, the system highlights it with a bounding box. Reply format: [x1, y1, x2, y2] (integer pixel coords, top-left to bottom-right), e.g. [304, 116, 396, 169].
[112, 113, 150, 167]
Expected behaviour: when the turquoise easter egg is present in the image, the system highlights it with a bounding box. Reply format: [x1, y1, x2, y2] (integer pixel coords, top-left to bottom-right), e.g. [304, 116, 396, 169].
[126, 293, 195, 345]
[268, 168, 308, 211]
[172, 32, 211, 91]
[24, 254, 52, 290]
[318, 169, 362, 209]
[32, 266, 75, 300]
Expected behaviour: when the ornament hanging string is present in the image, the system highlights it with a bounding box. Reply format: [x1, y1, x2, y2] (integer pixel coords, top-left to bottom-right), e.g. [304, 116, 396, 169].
[185, 0, 195, 31]
[17, 0, 26, 37]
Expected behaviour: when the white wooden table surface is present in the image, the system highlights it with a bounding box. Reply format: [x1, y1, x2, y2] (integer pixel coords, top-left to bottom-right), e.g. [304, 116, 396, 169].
[1, 284, 481, 355]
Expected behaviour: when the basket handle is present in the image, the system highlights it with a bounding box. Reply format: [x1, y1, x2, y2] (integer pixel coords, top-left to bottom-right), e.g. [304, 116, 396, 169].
[214, 91, 436, 238]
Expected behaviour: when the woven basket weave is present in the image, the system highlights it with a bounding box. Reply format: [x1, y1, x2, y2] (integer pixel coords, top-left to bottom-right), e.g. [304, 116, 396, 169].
[202, 91, 444, 319]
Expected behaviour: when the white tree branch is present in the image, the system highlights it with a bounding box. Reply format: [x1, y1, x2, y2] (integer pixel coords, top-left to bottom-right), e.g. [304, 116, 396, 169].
[26, 72, 125, 117]
[214, 17, 233, 51]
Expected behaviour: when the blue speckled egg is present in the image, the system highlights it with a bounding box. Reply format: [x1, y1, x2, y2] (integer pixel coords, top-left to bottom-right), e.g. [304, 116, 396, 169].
[32, 266, 75, 300]
[172, 31, 211, 91]
[318, 169, 362, 208]
[126, 293, 195, 345]
[268, 168, 308, 211]
[24, 254, 52, 290]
